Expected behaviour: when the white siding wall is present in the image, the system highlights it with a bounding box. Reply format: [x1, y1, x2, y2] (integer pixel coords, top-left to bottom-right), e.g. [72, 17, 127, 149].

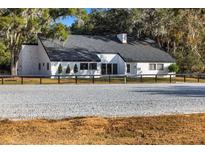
[97, 54, 125, 74]
[50, 54, 126, 76]
[125, 63, 137, 75]
[126, 62, 174, 77]
[51, 62, 101, 76]
[17, 40, 51, 76]
[37, 39, 51, 75]
[17, 45, 39, 75]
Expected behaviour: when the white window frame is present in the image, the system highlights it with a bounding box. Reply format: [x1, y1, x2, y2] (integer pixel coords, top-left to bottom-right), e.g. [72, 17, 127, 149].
[127, 64, 131, 73]
[157, 64, 164, 70]
[80, 63, 88, 70]
[89, 63, 97, 70]
[149, 64, 156, 70]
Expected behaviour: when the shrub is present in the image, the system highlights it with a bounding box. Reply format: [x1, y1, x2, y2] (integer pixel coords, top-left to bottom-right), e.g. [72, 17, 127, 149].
[74, 64, 78, 73]
[57, 64, 63, 74]
[168, 64, 179, 73]
[66, 64, 70, 74]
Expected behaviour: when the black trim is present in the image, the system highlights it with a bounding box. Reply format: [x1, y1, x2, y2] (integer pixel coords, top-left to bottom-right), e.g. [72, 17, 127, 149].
[93, 52, 126, 62]
[37, 36, 51, 61]
[116, 53, 126, 62]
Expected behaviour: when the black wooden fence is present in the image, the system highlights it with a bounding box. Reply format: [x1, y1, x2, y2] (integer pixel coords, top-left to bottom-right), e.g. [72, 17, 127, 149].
[0, 73, 205, 85]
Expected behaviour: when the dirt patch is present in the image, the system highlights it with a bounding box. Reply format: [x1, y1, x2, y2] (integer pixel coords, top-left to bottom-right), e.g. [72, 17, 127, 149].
[0, 114, 205, 144]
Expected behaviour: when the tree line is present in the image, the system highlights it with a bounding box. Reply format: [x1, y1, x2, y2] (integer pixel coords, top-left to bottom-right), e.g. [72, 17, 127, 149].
[71, 8, 205, 73]
[1, 9, 205, 74]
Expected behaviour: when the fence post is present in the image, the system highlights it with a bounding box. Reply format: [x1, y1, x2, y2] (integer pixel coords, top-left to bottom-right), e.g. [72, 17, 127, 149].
[1, 78, 3, 85]
[140, 75, 143, 83]
[40, 77, 42, 84]
[198, 74, 200, 83]
[170, 75, 172, 83]
[124, 76, 127, 84]
[75, 76, 78, 84]
[108, 75, 111, 84]
[184, 75, 186, 82]
[58, 76, 60, 84]
[155, 75, 157, 83]
[21, 77, 24, 85]
[92, 75, 95, 84]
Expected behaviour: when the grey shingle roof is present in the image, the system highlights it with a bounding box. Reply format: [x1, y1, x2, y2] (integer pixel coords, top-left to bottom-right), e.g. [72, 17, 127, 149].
[39, 35, 175, 63]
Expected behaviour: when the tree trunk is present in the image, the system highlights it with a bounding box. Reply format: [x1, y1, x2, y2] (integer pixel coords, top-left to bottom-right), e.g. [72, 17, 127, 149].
[167, 40, 170, 52]
[10, 50, 18, 75]
[173, 41, 176, 55]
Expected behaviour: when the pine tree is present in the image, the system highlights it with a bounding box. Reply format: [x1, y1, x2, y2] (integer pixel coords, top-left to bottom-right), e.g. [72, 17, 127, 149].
[66, 64, 70, 74]
[58, 64, 63, 74]
[74, 64, 78, 73]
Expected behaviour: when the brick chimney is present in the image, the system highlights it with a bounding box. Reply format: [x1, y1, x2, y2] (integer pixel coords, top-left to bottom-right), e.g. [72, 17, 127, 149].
[117, 33, 127, 44]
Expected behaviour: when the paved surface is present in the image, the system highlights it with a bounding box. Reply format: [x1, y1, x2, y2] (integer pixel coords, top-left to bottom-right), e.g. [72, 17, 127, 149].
[0, 83, 205, 119]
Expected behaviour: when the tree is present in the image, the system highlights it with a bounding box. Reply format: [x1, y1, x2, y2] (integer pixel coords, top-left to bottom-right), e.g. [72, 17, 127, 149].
[71, 8, 205, 73]
[66, 64, 70, 74]
[0, 8, 87, 75]
[0, 42, 10, 70]
[47, 23, 69, 41]
[71, 9, 142, 35]
[2, 8, 205, 73]
[168, 64, 179, 73]
[57, 64, 63, 74]
[74, 64, 78, 73]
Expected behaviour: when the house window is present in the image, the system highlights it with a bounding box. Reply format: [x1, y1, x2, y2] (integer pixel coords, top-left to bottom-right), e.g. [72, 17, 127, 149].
[113, 64, 118, 74]
[89, 63, 97, 70]
[157, 64, 164, 70]
[80, 63, 88, 70]
[43, 63, 45, 66]
[127, 64, 130, 73]
[149, 64, 156, 70]
[38, 63, 41, 70]
[47, 63, 50, 70]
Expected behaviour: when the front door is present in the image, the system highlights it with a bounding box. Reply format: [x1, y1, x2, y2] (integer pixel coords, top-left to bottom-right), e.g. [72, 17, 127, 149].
[101, 63, 106, 75]
[101, 63, 118, 75]
[113, 64, 118, 74]
[107, 64, 112, 74]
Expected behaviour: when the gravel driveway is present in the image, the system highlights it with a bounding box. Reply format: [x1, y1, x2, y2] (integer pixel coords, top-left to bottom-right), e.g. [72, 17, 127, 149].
[0, 83, 205, 119]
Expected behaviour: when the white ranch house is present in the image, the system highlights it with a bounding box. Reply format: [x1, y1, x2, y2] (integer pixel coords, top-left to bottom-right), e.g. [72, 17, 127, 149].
[17, 33, 175, 77]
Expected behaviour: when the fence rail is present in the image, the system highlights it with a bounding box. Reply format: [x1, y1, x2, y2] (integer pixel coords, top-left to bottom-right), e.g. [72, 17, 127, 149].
[0, 73, 205, 85]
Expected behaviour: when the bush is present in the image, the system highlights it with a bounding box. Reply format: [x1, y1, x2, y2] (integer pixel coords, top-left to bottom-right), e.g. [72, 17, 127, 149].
[168, 64, 179, 73]
[74, 64, 78, 73]
[57, 64, 63, 74]
[66, 64, 70, 74]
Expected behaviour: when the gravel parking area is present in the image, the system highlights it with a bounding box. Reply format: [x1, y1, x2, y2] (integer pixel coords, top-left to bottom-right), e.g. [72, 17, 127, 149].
[0, 83, 205, 119]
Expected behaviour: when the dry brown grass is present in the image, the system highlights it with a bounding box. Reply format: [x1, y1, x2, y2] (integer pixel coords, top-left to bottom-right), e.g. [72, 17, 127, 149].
[1, 114, 205, 144]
